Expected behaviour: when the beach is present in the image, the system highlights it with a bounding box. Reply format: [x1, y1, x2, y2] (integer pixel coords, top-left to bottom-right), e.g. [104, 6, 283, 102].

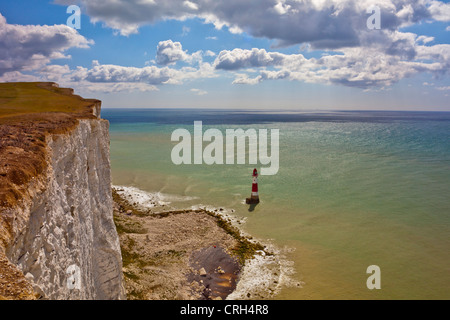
[112, 187, 286, 300]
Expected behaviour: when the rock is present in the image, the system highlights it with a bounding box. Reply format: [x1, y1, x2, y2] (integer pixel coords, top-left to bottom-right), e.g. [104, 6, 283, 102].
[25, 273, 34, 281]
[199, 268, 207, 276]
[216, 266, 225, 274]
[126, 210, 133, 215]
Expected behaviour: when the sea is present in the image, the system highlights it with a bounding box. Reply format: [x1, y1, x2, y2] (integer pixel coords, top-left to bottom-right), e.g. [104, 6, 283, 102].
[102, 108, 450, 300]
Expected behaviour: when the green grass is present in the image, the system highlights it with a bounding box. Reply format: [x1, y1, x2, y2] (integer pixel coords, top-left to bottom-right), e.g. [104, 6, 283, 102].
[114, 215, 148, 235]
[0, 82, 94, 120]
[209, 211, 267, 265]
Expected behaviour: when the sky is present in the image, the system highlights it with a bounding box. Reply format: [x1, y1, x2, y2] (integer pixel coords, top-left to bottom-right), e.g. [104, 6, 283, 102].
[0, 0, 449, 110]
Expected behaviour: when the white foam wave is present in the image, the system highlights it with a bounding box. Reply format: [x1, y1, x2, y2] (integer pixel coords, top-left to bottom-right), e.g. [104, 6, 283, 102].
[227, 243, 302, 300]
[188, 203, 247, 227]
[113, 185, 198, 210]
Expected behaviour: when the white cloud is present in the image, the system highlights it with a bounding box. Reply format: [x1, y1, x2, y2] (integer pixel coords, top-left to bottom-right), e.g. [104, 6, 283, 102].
[26, 34, 448, 92]
[42, 43, 219, 93]
[214, 48, 291, 70]
[190, 88, 208, 95]
[204, 50, 216, 57]
[416, 35, 434, 44]
[428, 1, 450, 22]
[156, 40, 190, 65]
[8, 0, 449, 93]
[80, 82, 160, 93]
[216, 34, 450, 89]
[0, 71, 41, 82]
[232, 74, 262, 85]
[46, 0, 450, 91]
[155, 40, 211, 66]
[39, 64, 71, 81]
[83, 64, 176, 84]
[0, 13, 93, 76]
[183, 1, 199, 11]
[53, 0, 449, 49]
[272, 1, 292, 15]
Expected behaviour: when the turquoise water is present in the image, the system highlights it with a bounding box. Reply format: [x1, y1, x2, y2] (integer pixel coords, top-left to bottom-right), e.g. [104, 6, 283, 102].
[103, 109, 450, 300]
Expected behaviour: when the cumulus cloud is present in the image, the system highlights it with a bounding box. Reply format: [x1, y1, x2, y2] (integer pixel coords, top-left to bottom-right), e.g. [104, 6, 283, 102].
[39, 45, 218, 93]
[232, 74, 262, 85]
[155, 39, 211, 66]
[53, 0, 449, 48]
[204, 50, 216, 57]
[83, 64, 175, 84]
[25, 34, 448, 92]
[428, 0, 450, 21]
[214, 48, 289, 70]
[0, 71, 40, 82]
[8, 1, 449, 92]
[416, 35, 435, 44]
[84, 82, 161, 93]
[39, 64, 71, 81]
[0, 13, 93, 76]
[216, 31, 450, 89]
[156, 40, 190, 65]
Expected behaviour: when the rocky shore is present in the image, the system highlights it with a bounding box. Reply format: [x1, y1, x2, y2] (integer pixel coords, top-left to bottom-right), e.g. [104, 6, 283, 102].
[112, 188, 266, 300]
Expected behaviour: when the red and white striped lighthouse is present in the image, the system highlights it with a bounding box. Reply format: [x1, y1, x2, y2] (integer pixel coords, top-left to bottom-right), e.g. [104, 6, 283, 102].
[246, 168, 260, 204]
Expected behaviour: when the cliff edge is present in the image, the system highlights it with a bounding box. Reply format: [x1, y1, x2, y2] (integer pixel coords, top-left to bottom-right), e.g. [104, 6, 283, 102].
[0, 82, 125, 300]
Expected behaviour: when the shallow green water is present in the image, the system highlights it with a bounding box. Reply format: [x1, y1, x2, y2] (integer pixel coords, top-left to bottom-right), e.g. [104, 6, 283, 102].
[104, 109, 450, 299]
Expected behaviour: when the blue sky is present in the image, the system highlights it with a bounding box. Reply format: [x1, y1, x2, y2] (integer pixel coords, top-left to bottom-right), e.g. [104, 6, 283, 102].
[0, 0, 449, 110]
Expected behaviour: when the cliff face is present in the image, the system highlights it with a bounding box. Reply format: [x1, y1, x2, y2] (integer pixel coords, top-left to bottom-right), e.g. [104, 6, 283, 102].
[0, 83, 125, 300]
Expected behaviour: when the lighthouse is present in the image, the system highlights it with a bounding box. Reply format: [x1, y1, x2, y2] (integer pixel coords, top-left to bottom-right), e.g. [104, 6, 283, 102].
[246, 168, 260, 204]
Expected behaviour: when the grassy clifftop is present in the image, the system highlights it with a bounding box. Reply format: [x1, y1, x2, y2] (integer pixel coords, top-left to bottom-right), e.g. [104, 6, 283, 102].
[0, 82, 101, 209]
[0, 82, 98, 121]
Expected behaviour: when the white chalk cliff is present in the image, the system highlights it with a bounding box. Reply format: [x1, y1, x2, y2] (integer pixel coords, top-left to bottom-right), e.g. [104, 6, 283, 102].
[1, 106, 125, 299]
